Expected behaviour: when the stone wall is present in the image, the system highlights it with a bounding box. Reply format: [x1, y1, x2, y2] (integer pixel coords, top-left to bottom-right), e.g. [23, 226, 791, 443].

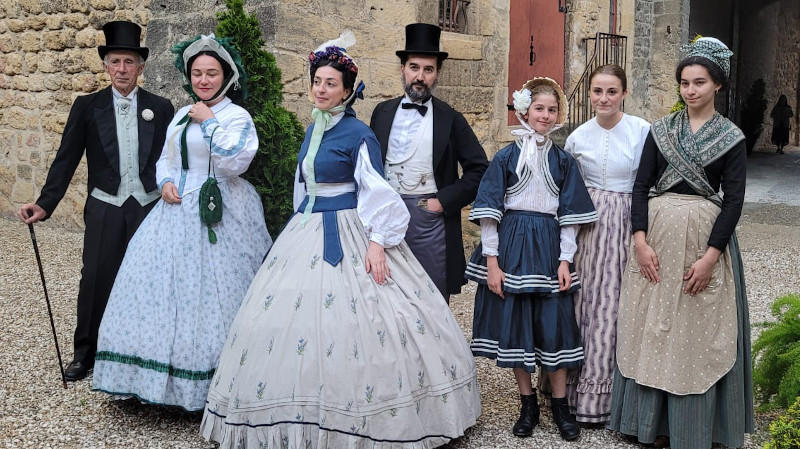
[0, 0, 510, 228]
[564, 0, 639, 113]
[629, 0, 687, 122]
[737, 0, 800, 151]
[0, 0, 152, 228]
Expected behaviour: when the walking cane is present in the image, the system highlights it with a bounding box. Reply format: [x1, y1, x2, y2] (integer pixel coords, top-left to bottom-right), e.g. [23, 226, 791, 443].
[26, 214, 68, 389]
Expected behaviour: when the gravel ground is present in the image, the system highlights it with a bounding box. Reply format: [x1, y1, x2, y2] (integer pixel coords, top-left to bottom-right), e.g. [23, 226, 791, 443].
[1, 203, 798, 448]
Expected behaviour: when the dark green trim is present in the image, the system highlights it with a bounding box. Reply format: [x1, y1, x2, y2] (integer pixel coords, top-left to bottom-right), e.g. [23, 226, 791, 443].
[95, 351, 216, 380]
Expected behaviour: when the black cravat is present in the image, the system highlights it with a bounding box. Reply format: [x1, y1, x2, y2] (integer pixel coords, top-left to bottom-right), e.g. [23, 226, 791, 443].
[401, 102, 428, 116]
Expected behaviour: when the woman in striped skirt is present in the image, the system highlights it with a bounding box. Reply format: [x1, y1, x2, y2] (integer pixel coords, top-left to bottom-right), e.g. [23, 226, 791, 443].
[539, 65, 650, 423]
[608, 37, 754, 448]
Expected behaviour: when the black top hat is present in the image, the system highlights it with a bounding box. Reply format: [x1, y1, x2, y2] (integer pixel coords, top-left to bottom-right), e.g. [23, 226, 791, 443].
[396, 23, 448, 60]
[98, 21, 149, 61]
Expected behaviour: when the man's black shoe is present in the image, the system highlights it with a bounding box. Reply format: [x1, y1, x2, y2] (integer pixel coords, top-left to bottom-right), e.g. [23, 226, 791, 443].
[64, 360, 92, 381]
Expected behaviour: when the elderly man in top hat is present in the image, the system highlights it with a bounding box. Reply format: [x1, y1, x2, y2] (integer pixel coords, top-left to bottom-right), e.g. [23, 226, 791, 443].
[17, 21, 174, 381]
[370, 23, 488, 301]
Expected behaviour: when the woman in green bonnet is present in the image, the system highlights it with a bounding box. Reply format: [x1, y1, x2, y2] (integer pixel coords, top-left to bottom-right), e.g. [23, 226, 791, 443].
[91, 34, 272, 411]
[608, 37, 753, 448]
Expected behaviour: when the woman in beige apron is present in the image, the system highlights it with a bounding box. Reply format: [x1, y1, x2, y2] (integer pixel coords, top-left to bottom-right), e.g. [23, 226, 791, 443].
[607, 37, 754, 449]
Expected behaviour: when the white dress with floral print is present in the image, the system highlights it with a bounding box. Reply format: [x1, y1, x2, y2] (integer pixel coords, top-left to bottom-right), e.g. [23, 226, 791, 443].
[201, 113, 481, 448]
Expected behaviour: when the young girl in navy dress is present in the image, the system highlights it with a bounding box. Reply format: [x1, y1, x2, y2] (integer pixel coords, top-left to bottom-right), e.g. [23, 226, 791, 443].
[465, 77, 597, 441]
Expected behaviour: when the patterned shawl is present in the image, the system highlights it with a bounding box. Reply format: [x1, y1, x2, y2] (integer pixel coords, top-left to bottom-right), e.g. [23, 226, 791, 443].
[650, 109, 744, 206]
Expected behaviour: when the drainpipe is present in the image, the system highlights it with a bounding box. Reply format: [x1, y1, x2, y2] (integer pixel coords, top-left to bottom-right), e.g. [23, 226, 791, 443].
[609, 0, 616, 33]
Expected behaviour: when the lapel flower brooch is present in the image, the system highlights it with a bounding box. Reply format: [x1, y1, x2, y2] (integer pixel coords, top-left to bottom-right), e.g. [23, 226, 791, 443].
[141, 109, 154, 121]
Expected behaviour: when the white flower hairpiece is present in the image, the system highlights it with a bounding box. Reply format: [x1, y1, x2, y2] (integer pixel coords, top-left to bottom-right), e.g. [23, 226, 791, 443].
[141, 109, 154, 121]
[512, 88, 532, 114]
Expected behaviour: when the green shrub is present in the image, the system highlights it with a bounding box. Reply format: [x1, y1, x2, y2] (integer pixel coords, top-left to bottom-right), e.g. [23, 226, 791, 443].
[216, 0, 305, 234]
[753, 293, 800, 411]
[765, 395, 800, 449]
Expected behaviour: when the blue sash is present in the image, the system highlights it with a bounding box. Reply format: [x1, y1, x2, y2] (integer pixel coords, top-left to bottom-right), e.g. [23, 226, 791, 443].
[296, 193, 358, 266]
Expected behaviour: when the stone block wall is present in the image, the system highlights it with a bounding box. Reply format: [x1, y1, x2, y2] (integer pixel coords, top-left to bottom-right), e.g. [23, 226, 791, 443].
[0, 0, 152, 228]
[1, 0, 510, 228]
[563, 0, 642, 119]
[630, 0, 686, 122]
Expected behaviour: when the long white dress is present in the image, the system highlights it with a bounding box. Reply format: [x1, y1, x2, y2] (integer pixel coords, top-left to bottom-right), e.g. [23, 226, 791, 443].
[92, 97, 273, 411]
[200, 111, 481, 448]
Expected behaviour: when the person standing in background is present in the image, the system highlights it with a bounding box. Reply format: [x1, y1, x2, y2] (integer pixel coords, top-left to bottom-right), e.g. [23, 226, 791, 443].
[770, 94, 793, 154]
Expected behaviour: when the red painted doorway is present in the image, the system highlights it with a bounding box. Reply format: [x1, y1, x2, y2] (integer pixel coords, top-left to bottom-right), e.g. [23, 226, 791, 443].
[508, 0, 566, 123]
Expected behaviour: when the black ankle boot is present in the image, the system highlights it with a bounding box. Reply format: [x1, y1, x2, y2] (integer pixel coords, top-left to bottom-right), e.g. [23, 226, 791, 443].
[512, 392, 540, 437]
[551, 396, 580, 440]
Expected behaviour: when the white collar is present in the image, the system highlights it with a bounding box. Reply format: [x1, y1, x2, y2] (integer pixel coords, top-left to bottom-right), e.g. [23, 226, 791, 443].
[112, 86, 138, 101]
[401, 94, 432, 106]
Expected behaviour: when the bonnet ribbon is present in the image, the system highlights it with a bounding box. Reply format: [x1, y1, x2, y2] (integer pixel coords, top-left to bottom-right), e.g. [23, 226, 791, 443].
[510, 113, 562, 178]
[300, 104, 347, 225]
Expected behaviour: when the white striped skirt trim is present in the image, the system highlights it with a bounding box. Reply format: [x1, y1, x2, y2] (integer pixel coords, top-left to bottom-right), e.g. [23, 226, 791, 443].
[471, 338, 584, 367]
[465, 262, 580, 293]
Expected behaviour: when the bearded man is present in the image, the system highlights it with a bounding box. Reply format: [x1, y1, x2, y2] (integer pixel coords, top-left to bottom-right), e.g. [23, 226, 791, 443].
[370, 23, 488, 301]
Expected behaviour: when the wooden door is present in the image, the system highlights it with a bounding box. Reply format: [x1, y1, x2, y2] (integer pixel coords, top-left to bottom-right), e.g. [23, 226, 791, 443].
[508, 0, 566, 123]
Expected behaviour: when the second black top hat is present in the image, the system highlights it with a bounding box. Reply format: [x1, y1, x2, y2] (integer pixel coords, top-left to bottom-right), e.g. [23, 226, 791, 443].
[396, 23, 449, 60]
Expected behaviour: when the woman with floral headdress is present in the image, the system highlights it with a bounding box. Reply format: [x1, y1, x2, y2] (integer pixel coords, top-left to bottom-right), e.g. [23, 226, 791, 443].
[92, 34, 272, 411]
[200, 31, 480, 448]
[608, 37, 753, 448]
[465, 77, 597, 441]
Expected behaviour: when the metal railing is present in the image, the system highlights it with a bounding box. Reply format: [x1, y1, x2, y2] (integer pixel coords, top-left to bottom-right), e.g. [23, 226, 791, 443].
[438, 0, 470, 33]
[566, 33, 628, 131]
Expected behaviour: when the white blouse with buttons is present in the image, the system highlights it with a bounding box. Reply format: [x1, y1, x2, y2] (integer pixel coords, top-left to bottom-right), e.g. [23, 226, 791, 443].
[564, 114, 650, 193]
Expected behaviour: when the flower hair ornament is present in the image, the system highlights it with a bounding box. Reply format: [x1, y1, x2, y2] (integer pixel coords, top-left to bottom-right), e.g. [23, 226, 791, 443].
[510, 77, 567, 178]
[306, 29, 363, 105]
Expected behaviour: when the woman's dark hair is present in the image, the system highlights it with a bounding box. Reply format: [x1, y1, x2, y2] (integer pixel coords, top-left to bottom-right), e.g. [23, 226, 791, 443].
[186, 50, 244, 103]
[188, 50, 233, 81]
[589, 64, 627, 91]
[675, 56, 728, 90]
[309, 58, 357, 105]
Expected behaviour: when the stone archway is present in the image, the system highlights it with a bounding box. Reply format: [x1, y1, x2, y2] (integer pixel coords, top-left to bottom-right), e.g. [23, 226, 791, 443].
[629, 0, 799, 151]
[733, 0, 800, 149]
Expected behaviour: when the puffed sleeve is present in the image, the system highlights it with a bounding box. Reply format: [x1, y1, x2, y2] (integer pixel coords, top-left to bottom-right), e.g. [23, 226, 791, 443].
[292, 165, 306, 213]
[155, 112, 182, 190]
[354, 142, 410, 247]
[468, 147, 510, 225]
[201, 107, 258, 178]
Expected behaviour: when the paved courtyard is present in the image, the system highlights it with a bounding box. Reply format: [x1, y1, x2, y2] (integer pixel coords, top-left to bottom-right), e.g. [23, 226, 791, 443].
[1, 148, 798, 448]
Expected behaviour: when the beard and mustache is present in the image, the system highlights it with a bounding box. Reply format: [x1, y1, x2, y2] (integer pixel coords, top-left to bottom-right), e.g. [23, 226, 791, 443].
[402, 76, 438, 103]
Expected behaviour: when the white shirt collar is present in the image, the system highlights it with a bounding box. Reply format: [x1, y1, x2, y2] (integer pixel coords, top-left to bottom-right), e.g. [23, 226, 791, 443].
[401, 94, 432, 107]
[112, 86, 138, 101]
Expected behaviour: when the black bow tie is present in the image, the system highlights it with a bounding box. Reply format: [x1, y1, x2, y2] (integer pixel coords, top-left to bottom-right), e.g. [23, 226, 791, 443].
[401, 102, 428, 116]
